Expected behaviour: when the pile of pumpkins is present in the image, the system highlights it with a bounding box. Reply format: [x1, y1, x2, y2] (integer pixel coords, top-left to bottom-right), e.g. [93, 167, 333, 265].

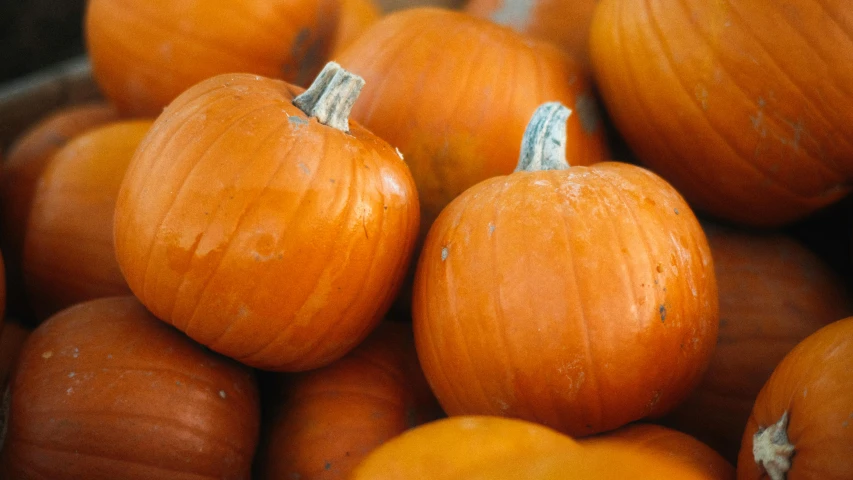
[0, 0, 852, 478]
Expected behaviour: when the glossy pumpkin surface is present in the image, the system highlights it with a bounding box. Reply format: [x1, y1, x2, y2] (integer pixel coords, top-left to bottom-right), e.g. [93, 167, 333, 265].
[737, 317, 853, 480]
[589, 0, 853, 226]
[86, 0, 339, 116]
[23, 120, 151, 320]
[258, 322, 442, 480]
[351, 416, 731, 479]
[413, 160, 718, 437]
[114, 72, 420, 371]
[663, 225, 850, 462]
[0, 296, 260, 479]
[336, 8, 607, 234]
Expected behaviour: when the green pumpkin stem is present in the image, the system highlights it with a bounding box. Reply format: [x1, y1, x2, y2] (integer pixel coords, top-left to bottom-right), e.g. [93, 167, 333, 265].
[752, 411, 795, 480]
[515, 102, 573, 172]
[293, 61, 365, 133]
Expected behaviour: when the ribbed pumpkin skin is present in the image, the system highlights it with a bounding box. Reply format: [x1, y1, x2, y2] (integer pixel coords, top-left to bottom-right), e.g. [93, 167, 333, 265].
[22, 120, 151, 321]
[0, 296, 260, 480]
[413, 162, 718, 437]
[663, 225, 851, 462]
[258, 322, 443, 480]
[336, 8, 608, 234]
[114, 73, 420, 372]
[351, 416, 729, 479]
[85, 0, 339, 116]
[737, 318, 853, 479]
[589, 0, 853, 226]
[464, 0, 599, 70]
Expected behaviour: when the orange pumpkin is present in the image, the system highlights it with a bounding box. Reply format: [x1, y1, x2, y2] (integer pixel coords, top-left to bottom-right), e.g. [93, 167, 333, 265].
[330, 0, 382, 55]
[336, 8, 608, 236]
[737, 317, 853, 480]
[85, 0, 339, 116]
[0, 296, 260, 479]
[257, 322, 443, 480]
[22, 120, 152, 320]
[0, 103, 120, 318]
[352, 416, 732, 479]
[464, 0, 599, 70]
[663, 224, 851, 462]
[412, 103, 718, 437]
[589, 0, 853, 226]
[114, 63, 420, 371]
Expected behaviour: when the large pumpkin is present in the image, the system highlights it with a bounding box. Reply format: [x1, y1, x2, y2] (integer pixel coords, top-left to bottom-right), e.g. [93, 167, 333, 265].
[257, 322, 442, 480]
[336, 8, 607, 235]
[662, 225, 851, 462]
[589, 0, 853, 226]
[351, 416, 732, 479]
[412, 103, 718, 437]
[23, 120, 152, 320]
[0, 296, 260, 479]
[464, 0, 599, 70]
[85, 0, 339, 116]
[737, 317, 853, 479]
[114, 63, 420, 371]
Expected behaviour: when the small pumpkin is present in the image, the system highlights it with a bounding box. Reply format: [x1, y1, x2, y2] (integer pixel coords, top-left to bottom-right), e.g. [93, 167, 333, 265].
[351, 416, 731, 479]
[589, 0, 853, 226]
[336, 8, 608, 236]
[737, 317, 853, 479]
[0, 103, 120, 318]
[330, 0, 382, 55]
[22, 120, 152, 320]
[257, 322, 443, 480]
[412, 103, 718, 437]
[464, 0, 599, 70]
[0, 296, 260, 479]
[663, 224, 851, 462]
[85, 0, 339, 116]
[114, 63, 419, 371]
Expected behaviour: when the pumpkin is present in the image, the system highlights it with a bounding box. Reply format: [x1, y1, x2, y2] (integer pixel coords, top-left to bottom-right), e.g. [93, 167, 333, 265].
[589, 0, 853, 226]
[737, 317, 853, 480]
[351, 416, 731, 479]
[85, 0, 339, 116]
[257, 321, 443, 480]
[412, 102, 718, 437]
[114, 63, 420, 371]
[581, 423, 734, 479]
[464, 0, 599, 70]
[335, 8, 608, 237]
[662, 224, 851, 462]
[329, 0, 382, 55]
[22, 120, 152, 320]
[0, 103, 120, 318]
[0, 296, 260, 479]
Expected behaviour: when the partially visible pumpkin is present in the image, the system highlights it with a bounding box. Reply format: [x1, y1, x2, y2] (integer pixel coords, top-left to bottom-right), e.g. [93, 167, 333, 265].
[23, 120, 151, 320]
[589, 0, 853, 226]
[257, 322, 443, 480]
[412, 103, 718, 437]
[336, 8, 608, 236]
[663, 224, 851, 462]
[0, 296, 260, 479]
[464, 0, 599, 70]
[85, 0, 340, 116]
[0, 103, 120, 319]
[330, 0, 382, 55]
[351, 416, 732, 479]
[114, 64, 419, 371]
[737, 317, 853, 480]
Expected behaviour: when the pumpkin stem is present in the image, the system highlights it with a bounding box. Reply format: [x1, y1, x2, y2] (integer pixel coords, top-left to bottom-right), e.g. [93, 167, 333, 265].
[515, 102, 573, 172]
[752, 411, 795, 480]
[293, 61, 365, 133]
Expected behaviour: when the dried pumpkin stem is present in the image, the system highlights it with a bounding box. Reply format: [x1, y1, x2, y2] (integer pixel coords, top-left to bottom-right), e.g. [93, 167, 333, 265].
[752, 411, 795, 480]
[515, 102, 573, 172]
[293, 61, 365, 133]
